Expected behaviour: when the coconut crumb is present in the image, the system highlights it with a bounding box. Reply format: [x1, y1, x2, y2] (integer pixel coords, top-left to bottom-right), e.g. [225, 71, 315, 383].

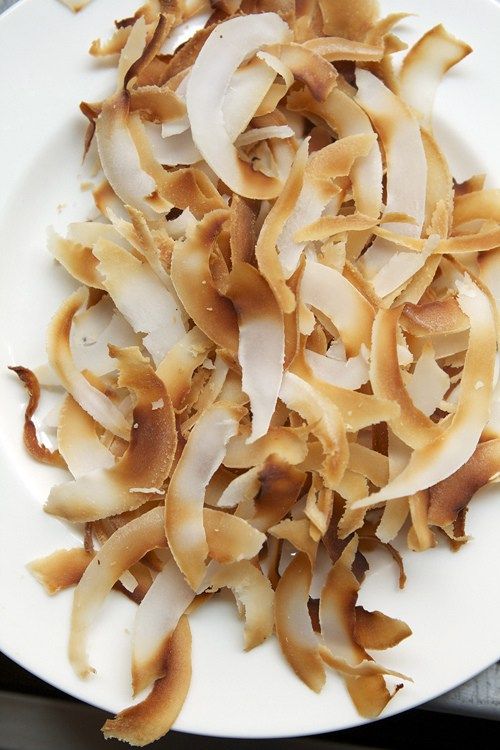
[474, 380, 485, 390]
[151, 399, 164, 410]
[129, 487, 165, 495]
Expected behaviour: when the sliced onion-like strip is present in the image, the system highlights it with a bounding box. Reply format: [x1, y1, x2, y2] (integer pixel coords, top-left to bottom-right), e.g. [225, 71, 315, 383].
[166, 401, 245, 590]
[102, 616, 191, 746]
[399, 25, 472, 126]
[300, 258, 374, 356]
[69, 506, 167, 677]
[132, 558, 195, 694]
[9, 366, 65, 468]
[96, 91, 159, 220]
[47, 288, 130, 441]
[46, 347, 176, 522]
[224, 425, 309, 468]
[355, 70, 427, 280]
[207, 560, 274, 650]
[279, 371, 348, 489]
[28, 548, 94, 595]
[428, 439, 500, 528]
[155, 326, 212, 410]
[305, 346, 370, 391]
[94, 237, 186, 366]
[227, 262, 284, 442]
[186, 13, 291, 198]
[353, 277, 496, 510]
[58, 395, 114, 479]
[170, 210, 239, 352]
[217, 465, 261, 509]
[275, 552, 326, 692]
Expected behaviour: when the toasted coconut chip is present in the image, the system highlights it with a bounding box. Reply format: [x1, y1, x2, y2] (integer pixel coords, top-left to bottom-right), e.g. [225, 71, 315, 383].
[428, 439, 500, 528]
[58, 395, 114, 479]
[399, 25, 472, 126]
[406, 345, 450, 417]
[28, 548, 94, 595]
[421, 128, 454, 238]
[204, 507, 266, 564]
[348, 444, 389, 487]
[318, 0, 379, 40]
[275, 552, 326, 692]
[46, 347, 176, 522]
[207, 560, 274, 650]
[155, 326, 212, 410]
[171, 210, 240, 352]
[305, 346, 370, 391]
[103, 616, 192, 747]
[69, 506, 167, 677]
[295, 211, 378, 244]
[269, 518, 318, 566]
[224, 425, 308, 468]
[229, 195, 258, 266]
[227, 262, 284, 442]
[180, 354, 229, 435]
[402, 296, 469, 336]
[9, 366, 65, 467]
[287, 88, 383, 225]
[186, 14, 291, 198]
[344, 675, 402, 720]
[217, 465, 261, 508]
[144, 121, 201, 166]
[131, 559, 195, 694]
[353, 277, 496, 510]
[48, 228, 105, 290]
[237, 454, 306, 532]
[303, 36, 383, 62]
[166, 401, 245, 590]
[280, 371, 348, 489]
[130, 84, 186, 124]
[305, 474, 334, 539]
[355, 70, 427, 280]
[262, 43, 337, 102]
[223, 57, 278, 141]
[453, 189, 500, 229]
[354, 607, 412, 651]
[375, 498, 409, 545]
[93, 238, 186, 365]
[373, 223, 500, 255]
[124, 13, 174, 89]
[256, 138, 309, 312]
[370, 306, 442, 450]
[407, 490, 436, 551]
[47, 288, 130, 441]
[110, 207, 172, 283]
[300, 258, 374, 356]
[235, 124, 294, 148]
[117, 16, 147, 89]
[96, 91, 160, 220]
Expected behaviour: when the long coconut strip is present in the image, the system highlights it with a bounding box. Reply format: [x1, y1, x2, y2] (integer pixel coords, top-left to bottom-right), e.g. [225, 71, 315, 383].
[275, 552, 326, 692]
[256, 138, 309, 313]
[9, 366, 65, 468]
[237, 454, 306, 532]
[407, 490, 437, 552]
[279, 371, 348, 489]
[303, 36, 383, 62]
[427, 438, 500, 528]
[170, 210, 239, 352]
[93, 238, 186, 366]
[165, 402, 245, 590]
[116, 16, 147, 89]
[47, 288, 130, 441]
[102, 616, 191, 747]
[217, 465, 261, 509]
[300, 258, 374, 356]
[269, 518, 318, 567]
[28, 548, 94, 595]
[370, 307, 443, 450]
[155, 326, 212, 410]
[399, 25, 472, 126]
[421, 128, 454, 238]
[58, 395, 115, 479]
[372, 223, 500, 255]
[353, 277, 496, 510]
[46, 347, 176, 522]
[305, 347, 370, 391]
[226, 262, 284, 442]
[223, 425, 309, 468]
[348, 444, 389, 488]
[262, 43, 337, 102]
[453, 189, 500, 228]
[355, 69, 427, 284]
[229, 195, 258, 266]
[69, 506, 167, 678]
[207, 561, 274, 650]
[287, 88, 383, 222]
[186, 14, 291, 198]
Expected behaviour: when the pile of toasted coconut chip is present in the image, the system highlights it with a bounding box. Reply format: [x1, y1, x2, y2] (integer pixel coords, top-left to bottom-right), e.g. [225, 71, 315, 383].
[11, 0, 500, 745]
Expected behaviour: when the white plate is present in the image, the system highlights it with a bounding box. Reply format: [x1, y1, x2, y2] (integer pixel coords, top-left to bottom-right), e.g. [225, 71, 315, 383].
[0, 0, 499, 739]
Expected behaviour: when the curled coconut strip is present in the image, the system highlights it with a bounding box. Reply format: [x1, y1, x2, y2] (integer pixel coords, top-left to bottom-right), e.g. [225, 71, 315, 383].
[47, 288, 130, 441]
[353, 277, 497, 510]
[28, 548, 94, 595]
[217, 465, 261, 509]
[268, 518, 318, 567]
[46, 347, 176, 522]
[166, 401, 246, 590]
[354, 607, 412, 651]
[186, 13, 292, 198]
[102, 616, 192, 747]
[58, 395, 114, 479]
[275, 552, 326, 692]
[305, 346, 370, 391]
[399, 25, 472, 127]
[224, 425, 309, 468]
[226, 262, 284, 442]
[155, 326, 213, 410]
[9, 366, 65, 468]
